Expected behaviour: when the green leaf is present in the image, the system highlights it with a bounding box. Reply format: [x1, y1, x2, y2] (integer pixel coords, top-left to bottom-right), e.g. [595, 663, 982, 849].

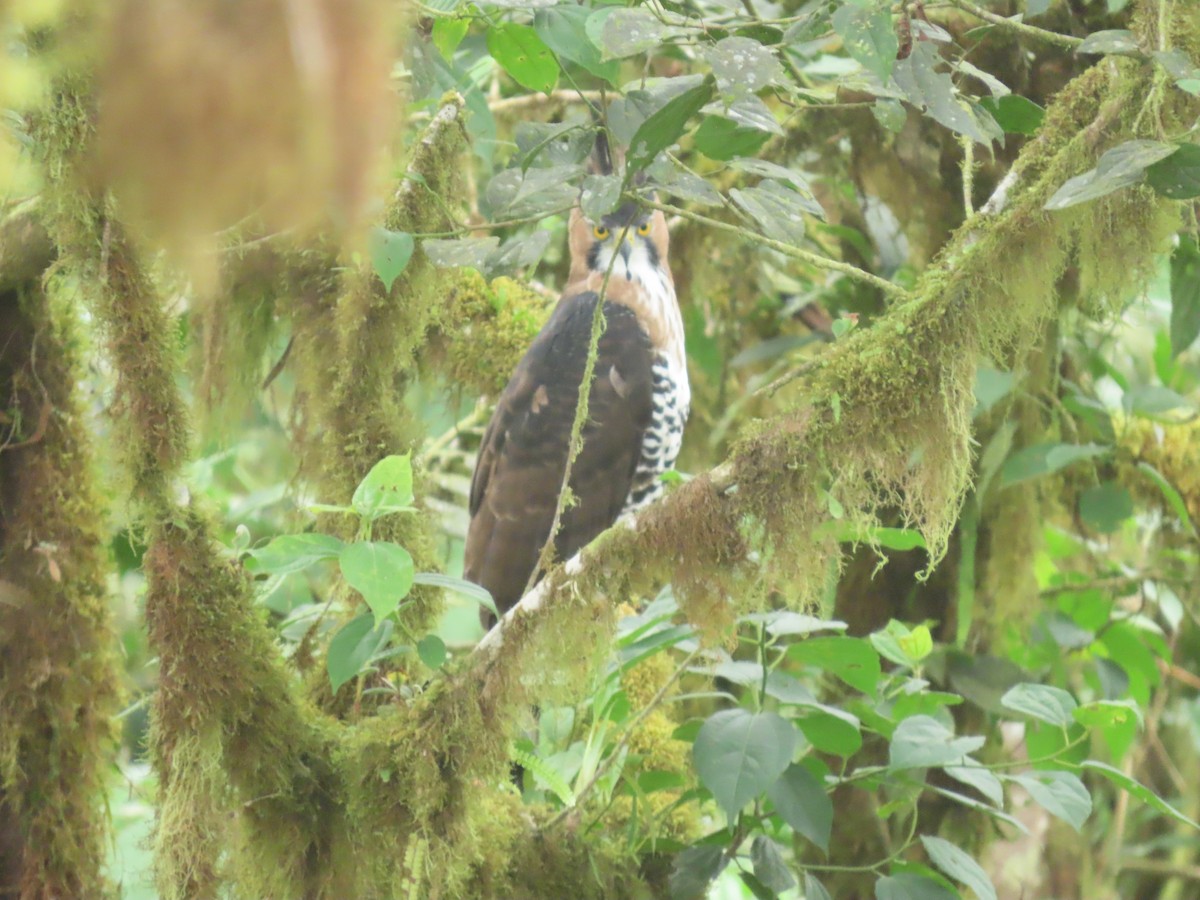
[598, 8, 666, 59]
[352, 454, 415, 520]
[432, 18, 469, 60]
[765, 763, 832, 852]
[874, 872, 959, 900]
[1010, 770, 1092, 831]
[945, 762, 1004, 806]
[339, 541, 415, 620]
[485, 163, 584, 218]
[979, 94, 1044, 135]
[1078, 482, 1133, 533]
[368, 228, 415, 292]
[1026, 0, 1051, 15]
[487, 23, 558, 93]
[1076, 29, 1139, 55]
[870, 620, 933, 667]
[1123, 384, 1190, 417]
[731, 180, 818, 245]
[872, 99, 907, 132]
[328, 615, 390, 692]
[1081, 760, 1200, 829]
[1146, 144, 1200, 199]
[705, 37, 782, 100]
[533, 6, 619, 85]
[805, 874, 833, 900]
[248, 533, 345, 575]
[889, 715, 984, 769]
[422, 237, 500, 270]
[693, 115, 770, 161]
[579, 174, 623, 220]
[787, 636, 882, 694]
[999, 441, 1109, 487]
[417, 634, 447, 669]
[894, 43, 1000, 145]
[750, 836, 796, 894]
[1001, 683, 1077, 726]
[693, 709, 797, 822]
[1045, 140, 1178, 210]
[797, 708, 862, 757]
[750, 610, 848, 637]
[669, 845, 727, 900]
[921, 835, 997, 900]
[627, 78, 714, 175]
[1169, 235, 1200, 356]
[831, 3, 898, 83]
[412, 572, 497, 617]
[1136, 462, 1196, 535]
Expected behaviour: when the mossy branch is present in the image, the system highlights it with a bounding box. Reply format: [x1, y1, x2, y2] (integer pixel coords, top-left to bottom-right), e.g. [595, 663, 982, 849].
[469, 33, 1196, 698]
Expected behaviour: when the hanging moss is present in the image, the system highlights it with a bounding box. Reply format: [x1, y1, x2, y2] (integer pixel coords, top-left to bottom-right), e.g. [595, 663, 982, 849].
[0, 280, 121, 899]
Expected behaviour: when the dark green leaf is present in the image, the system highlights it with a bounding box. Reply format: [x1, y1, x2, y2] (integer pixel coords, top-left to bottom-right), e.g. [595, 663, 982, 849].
[248, 533, 344, 575]
[368, 228, 415, 292]
[1081, 760, 1200, 829]
[644, 157, 723, 206]
[979, 94, 1045, 135]
[413, 572, 497, 616]
[1045, 140, 1177, 210]
[339, 541, 415, 620]
[999, 442, 1109, 487]
[514, 121, 594, 169]
[417, 634, 447, 669]
[874, 872, 959, 900]
[750, 836, 796, 894]
[832, 3, 898, 83]
[1146, 144, 1200, 199]
[669, 845, 727, 900]
[580, 174, 623, 220]
[487, 23, 557, 93]
[534, 6, 619, 85]
[485, 163, 584, 218]
[352, 454, 415, 520]
[711, 95, 783, 135]
[894, 43, 1000, 145]
[1079, 482, 1133, 533]
[1001, 683, 1077, 726]
[1010, 770, 1091, 831]
[486, 231, 551, 275]
[766, 763, 832, 852]
[921, 835, 997, 900]
[787, 636, 881, 694]
[705, 37, 782, 100]
[328, 615, 390, 692]
[627, 79, 714, 174]
[889, 715, 984, 769]
[693, 709, 797, 821]
[1076, 29, 1139, 55]
[731, 180, 821, 245]
[1169, 236, 1200, 356]
[423, 237, 500, 270]
[873, 99, 907, 132]
[1124, 383, 1190, 416]
[599, 8, 666, 59]
[805, 874, 833, 900]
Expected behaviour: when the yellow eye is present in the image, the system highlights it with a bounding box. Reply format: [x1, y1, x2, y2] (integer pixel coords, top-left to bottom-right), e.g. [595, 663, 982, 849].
[593, 225, 610, 239]
[637, 222, 652, 236]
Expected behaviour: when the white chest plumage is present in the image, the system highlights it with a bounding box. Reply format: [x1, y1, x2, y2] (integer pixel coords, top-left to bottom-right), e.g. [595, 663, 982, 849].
[610, 255, 690, 516]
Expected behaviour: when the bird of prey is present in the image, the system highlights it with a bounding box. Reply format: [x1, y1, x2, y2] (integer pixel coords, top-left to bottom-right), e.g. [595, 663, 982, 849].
[465, 137, 689, 627]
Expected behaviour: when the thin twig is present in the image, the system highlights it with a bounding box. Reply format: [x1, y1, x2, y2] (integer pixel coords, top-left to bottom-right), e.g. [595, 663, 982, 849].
[489, 91, 604, 115]
[948, 0, 1086, 51]
[639, 197, 909, 301]
[546, 647, 701, 830]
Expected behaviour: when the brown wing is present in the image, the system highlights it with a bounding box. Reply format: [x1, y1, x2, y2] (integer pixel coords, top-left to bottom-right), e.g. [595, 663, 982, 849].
[465, 291, 654, 620]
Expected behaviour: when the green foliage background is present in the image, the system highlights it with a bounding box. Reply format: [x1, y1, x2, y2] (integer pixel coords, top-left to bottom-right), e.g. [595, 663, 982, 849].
[2, 0, 1200, 898]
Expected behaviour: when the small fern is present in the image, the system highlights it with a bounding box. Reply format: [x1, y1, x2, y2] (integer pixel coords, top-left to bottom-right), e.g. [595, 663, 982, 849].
[509, 745, 577, 808]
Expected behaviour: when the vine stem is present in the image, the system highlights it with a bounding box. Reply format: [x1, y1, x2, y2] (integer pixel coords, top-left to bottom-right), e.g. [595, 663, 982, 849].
[638, 197, 910, 301]
[947, 0, 1086, 51]
[545, 648, 701, 831]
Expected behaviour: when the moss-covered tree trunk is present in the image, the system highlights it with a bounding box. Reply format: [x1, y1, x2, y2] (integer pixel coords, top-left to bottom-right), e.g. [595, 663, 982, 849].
[0, 213, 120, 899]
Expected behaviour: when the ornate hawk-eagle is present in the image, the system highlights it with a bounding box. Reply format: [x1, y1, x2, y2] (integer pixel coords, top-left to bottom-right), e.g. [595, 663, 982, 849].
[465, 138, 689, 626]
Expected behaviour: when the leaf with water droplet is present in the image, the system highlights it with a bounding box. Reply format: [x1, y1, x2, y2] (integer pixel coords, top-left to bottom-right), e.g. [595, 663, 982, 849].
[704, 37, 782, 101]
[580, 174, 623, 220]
